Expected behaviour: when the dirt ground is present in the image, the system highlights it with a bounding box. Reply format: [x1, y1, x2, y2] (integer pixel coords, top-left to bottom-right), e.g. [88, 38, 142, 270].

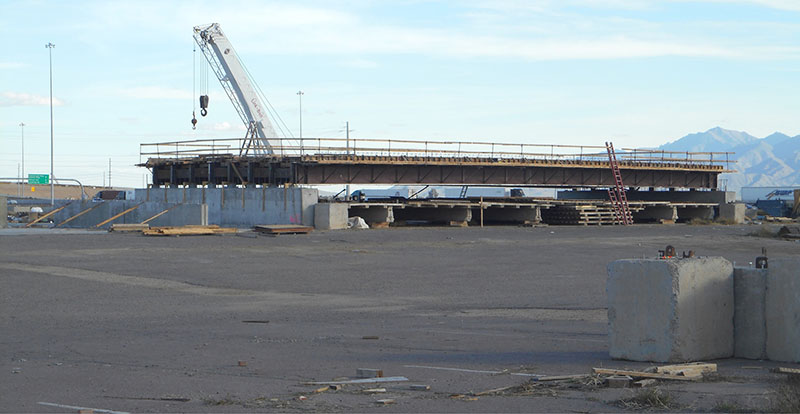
[1, 224, 798, 413]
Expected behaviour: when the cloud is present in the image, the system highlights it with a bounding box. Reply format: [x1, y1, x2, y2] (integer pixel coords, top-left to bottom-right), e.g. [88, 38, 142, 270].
[0, 92, 64, 107]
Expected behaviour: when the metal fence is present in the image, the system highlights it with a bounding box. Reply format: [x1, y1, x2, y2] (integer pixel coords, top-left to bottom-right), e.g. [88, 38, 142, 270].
[140, 137, 734, 168]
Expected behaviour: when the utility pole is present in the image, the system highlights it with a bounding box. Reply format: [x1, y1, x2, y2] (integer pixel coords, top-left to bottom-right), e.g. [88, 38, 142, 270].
[346, 121, 350, 199]
[296, 90, 304, 139]
[19, 122, 25, 196]
[46, 42, 55, 205]
[108, 158, 112, 187]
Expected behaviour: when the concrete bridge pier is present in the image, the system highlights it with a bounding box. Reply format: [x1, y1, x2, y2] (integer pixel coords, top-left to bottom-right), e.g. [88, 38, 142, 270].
[348, 205, 395, 227]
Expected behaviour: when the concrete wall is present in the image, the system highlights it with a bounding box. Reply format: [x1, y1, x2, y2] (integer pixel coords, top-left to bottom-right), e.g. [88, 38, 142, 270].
[1, 196, 7, 228]
[559, 190, 735, 204]
[135, 187, 318, 227]
[733, 267, 767, 359]
[766, 258, 800, 362]
[607, 257, 734, 362]
[314, 203, 348, 230]
[50, 201, 208, 229]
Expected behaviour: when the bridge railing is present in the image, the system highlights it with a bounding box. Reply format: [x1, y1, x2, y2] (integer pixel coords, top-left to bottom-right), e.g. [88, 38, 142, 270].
[140, 137, 734, 168]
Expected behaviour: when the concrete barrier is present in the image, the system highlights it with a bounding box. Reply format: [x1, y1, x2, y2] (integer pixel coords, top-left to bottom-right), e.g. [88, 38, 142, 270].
[314, 203, 348, 230]
[766, 258, 800, 362]
[51, 201, 208, 228]
[733, 267, 767, 359]
[719, 203, 746, 224]
[1, 196, 7, 228]
[607, 257, 734, 362]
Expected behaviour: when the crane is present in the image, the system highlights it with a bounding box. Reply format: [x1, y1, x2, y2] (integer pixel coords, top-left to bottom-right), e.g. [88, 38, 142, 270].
[192, 23, 283, 156]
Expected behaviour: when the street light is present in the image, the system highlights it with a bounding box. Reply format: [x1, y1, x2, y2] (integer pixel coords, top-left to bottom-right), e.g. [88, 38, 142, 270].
[296, 90, 304, 140]
[46, 42, 55, 206]
[19, 122, 25, 196]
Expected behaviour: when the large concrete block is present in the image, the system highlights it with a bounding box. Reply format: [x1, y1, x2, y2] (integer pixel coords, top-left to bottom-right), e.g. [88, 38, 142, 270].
[0, 196, 7, 228]
[314, 203, 348, 230]
[607, 257, 734, 362]
[733, 267, 767, 359]
[719, 203, 746, 224]
[766, 258, 800, 362]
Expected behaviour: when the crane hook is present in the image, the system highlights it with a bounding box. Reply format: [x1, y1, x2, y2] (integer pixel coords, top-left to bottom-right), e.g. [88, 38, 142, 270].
[199, 95, 209, 117]
[191, 111, 197, 130]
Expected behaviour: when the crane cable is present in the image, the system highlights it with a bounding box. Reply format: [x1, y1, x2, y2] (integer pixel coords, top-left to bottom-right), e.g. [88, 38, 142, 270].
[191, 42, 197, 130]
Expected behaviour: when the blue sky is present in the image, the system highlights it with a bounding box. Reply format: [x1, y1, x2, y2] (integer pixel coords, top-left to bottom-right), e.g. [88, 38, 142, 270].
[1, 0, 799, 188]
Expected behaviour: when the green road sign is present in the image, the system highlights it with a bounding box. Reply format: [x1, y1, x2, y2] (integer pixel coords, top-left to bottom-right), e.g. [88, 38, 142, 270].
[28, 174, 49, 185]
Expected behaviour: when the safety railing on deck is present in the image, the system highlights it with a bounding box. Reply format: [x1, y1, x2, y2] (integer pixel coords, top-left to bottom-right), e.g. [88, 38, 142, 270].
[139, 137, 734, 169]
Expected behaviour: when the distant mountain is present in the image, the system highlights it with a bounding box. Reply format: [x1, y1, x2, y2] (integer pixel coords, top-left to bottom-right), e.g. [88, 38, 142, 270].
[658, 127, 800, 194]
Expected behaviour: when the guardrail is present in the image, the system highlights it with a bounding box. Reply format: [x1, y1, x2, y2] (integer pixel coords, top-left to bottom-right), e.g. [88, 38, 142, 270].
[140, 137, 734, 168]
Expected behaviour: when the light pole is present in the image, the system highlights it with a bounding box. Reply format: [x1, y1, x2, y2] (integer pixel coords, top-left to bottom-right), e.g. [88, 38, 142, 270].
[19, 122, 25, 196]
[296, 90, 304, 140]
[46, 42, 55, 205]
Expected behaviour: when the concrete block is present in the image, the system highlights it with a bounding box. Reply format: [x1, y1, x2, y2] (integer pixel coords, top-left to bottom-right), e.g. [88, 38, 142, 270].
[766, 258, 800, 362]
[314, 203, 348, 230]
[0, 196, 7, 228]
[607, 257, 734, 362]
[719, 203, 746, 224]
[733, 267, 767, 359]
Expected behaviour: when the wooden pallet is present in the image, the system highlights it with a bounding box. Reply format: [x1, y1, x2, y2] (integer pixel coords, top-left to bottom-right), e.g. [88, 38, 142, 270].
[143, 225, 238, 236]
[254, 224, 314, 235]
[542, 205, 620, 225]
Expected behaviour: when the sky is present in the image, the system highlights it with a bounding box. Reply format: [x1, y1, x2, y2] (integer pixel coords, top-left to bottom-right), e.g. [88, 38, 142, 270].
[1, 0, 799, 188]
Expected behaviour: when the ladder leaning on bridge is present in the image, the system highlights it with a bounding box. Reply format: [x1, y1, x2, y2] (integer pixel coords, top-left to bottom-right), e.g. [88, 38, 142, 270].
[605, 142, 633, 225]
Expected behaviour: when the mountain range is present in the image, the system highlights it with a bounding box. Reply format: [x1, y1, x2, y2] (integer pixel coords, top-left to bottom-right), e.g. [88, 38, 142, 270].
[658, 127, 800, 193]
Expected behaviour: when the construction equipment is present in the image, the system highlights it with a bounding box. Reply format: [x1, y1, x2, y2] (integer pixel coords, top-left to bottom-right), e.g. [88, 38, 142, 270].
[192, 23, 288, 156]
[605, 142, 633, 225]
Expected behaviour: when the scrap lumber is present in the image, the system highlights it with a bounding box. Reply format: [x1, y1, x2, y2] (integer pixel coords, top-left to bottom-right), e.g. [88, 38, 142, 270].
[254, 224, 313, 235]
[25, 202, 71, 227]
[655, 362, 717, 377]
[534, 374, 591, 382]
[592, 368, 698, 381]
[109, 223, 150, 233]
[142, 225, 237, 236]
[773, 367, 800, 376]
[304, 376, 408, 385]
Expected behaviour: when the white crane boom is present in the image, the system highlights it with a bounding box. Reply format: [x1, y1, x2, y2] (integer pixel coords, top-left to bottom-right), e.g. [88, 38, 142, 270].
[193, 23, 278, 155]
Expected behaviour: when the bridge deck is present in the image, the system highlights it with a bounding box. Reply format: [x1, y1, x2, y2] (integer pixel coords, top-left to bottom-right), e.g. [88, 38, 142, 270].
[140, 138, 733, 189]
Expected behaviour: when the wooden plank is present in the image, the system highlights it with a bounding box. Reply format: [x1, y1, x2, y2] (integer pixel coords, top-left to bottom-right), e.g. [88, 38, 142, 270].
[774, 367, 800, 375]
[109, 223, 150, 232]
[95, 203, 143, 227]
[534, 374, 590, 382]
[592, 368, 698, 381]
[656, 363, 716, 376]
[304, 376, 409, 385]
[143, 225, 237, 236]
[55, 202, 106, 228]
[254, 224, 313, 234]
[25, 202, 71, 227]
